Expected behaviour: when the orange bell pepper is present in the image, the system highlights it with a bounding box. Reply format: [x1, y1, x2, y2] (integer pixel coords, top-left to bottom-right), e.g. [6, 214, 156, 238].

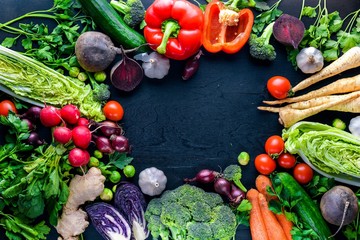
[202, 0, 254, 54]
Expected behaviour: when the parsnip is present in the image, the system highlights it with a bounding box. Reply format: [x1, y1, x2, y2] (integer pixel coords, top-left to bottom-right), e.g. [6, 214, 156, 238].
[56, 167, 105, 240]
[263, 74, 360, 105]
[292, 46, 360, 93]
[259, 91, 360, 128]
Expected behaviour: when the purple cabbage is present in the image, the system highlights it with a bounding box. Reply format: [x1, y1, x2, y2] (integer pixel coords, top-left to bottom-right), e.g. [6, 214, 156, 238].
[114, 182, 149, 240]
[86, 202, 131, 240]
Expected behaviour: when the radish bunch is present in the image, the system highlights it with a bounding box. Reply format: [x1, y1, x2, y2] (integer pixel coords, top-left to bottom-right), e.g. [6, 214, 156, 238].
[37, 104, 130, 168]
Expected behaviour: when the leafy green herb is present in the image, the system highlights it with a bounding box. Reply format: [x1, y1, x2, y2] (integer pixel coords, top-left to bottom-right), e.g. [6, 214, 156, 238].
[0, 0, 95, 70]
[251, 0, 283, 34]
[235, 199, 252, 226]
[108, 152, 134, 169]
[303, 174, 335, 198]
[288, 0, 360, 66]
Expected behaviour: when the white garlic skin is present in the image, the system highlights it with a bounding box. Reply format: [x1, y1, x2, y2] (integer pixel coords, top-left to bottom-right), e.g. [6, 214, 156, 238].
[138, 167, 167, 196]
[349, 116, 360, 138]
[296, 47, 324, 74]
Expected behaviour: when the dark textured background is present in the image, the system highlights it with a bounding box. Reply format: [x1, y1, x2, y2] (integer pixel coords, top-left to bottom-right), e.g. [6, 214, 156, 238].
[0, 0, 359, 239]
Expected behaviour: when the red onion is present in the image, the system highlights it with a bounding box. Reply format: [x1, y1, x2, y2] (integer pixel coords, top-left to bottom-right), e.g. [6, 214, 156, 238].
[110, 135, 129, 153]
[214, 177, 232, 199]
[230, 184, 246, 205]
[184, 169, 218, 184]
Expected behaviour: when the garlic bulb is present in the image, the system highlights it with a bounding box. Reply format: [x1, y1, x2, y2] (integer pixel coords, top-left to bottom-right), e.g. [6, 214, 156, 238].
[296, 47, 324, 74]
[349, 116, 360, 138]
[138, 167, 167, 196]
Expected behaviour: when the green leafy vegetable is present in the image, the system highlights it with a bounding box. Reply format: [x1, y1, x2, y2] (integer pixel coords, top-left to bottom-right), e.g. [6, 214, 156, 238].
[343, 189, 360, 239]
[288, 0, 360, 66]
[0, 0, 95, 70]
[251, 0, 283, 34]
[0, 45, 105, 121]
[283, 121, 360, 177]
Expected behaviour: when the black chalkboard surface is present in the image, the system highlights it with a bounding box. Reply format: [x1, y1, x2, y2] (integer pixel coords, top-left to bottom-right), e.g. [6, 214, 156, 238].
[0, 0, 359, 239]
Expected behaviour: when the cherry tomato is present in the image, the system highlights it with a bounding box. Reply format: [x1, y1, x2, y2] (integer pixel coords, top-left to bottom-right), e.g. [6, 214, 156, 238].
[267, 76, 292, 99]
[277, 152, 296, 169]
[103, 100, 124, 121]
[293, 163, 313, 184]
[0, 100, 17, 116]
[254, 154, 276, 175]
[265, 135, 285, 156]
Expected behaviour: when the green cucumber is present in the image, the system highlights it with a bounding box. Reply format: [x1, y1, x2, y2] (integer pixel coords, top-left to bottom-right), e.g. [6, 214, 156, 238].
[272, 172, 333, 240]
[78, 0, 146, 50]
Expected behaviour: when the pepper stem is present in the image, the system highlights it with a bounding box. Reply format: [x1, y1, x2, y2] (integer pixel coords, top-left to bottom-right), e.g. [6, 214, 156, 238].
[156, 19, 180, 55]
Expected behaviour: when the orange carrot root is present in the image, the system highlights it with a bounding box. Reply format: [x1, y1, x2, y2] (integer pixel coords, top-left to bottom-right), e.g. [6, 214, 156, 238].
[247, 189, 269, 240]
[255, 175, 277, 201]
[276, 213, 293, 240]
[258, 193, 288, 240]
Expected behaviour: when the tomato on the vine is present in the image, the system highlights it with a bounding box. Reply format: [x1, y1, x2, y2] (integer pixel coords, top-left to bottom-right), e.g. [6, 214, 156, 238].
[267, 76, 292, 99]
[0, 100, 17, 116]
[254, 154, 276, 175]
[293, 163, 313, 184]
[277, 152, 296, 169]
[265, 135, 285, 156]
[103, 100, 124, 121]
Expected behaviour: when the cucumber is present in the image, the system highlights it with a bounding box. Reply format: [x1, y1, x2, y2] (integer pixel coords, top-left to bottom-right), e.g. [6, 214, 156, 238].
[272, 172, 333, 240]
[78, 0, 146, 50]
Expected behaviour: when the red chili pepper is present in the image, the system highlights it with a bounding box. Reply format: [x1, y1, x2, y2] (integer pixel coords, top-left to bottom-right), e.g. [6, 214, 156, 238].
[202, 0, 254, 54]
[144, 0, 204, 60]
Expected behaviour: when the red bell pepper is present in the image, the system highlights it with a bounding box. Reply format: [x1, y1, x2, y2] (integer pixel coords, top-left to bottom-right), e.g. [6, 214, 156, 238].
[202, 0, 254, 54]
[144, 0, 204, 61]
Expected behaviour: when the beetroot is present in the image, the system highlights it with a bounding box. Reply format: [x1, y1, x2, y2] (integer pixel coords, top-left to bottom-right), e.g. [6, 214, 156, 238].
[273, 14, 305, 49]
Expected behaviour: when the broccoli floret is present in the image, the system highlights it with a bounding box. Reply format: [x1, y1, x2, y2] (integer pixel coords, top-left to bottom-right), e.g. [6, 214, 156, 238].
[249, 22, 277, 61]
[186, 222, 213, 240]
[210, 205, 238, 240]
[145, 184, 237, 240]
[110, 0, 145, 28]
[223, 164, 247, 192]
[88, 73, 110, 103]
[224, 0, 256, 11]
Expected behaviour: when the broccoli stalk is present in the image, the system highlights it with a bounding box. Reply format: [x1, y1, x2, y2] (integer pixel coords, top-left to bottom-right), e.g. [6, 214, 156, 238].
[249, 22, 277, 61]
[110, 0, 145, 28]
[88, 73, 110, 103]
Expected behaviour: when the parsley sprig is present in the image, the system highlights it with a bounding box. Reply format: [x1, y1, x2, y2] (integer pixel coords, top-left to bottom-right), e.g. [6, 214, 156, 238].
[288, 0, 360, 66]
[0, 0, 95, 70]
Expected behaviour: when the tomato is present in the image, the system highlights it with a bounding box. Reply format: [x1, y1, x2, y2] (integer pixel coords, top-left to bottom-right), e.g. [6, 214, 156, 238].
[277, 152, 296, 169]
[293, 163, 313, 184]
[103, 100, 124, 121]
[267, 76, 292, 99]
[265, 135, 285, 156]
[0, 100, 17, 116]
[254, 154, 276, 175]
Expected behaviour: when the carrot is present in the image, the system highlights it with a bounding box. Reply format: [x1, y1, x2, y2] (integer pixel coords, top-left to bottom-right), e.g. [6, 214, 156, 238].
[247, 189, 269, 240]
[255, 175, 277, 201]
[255, 175, 293, 240]
[292, 46, 360, 93]
[263, 74, 360, 105]
[276, 212, 293, 240]
[258, 192, 288, 240]
[259, 91, 360, 127]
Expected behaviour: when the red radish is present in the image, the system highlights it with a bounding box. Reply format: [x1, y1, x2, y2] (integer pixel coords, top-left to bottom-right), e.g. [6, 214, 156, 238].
[72, 126, 92, 149]
[40, 106, 61, 127]
[77, 117, 89, 127]
[53, 126, 72, 144]
[68, 148, 90, 167]
[60, 104, 81, 125]
[184, 169, 219, 184]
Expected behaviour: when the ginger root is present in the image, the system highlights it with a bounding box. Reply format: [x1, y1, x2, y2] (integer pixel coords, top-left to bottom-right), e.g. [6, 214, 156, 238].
[56, 167, 106, 240]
